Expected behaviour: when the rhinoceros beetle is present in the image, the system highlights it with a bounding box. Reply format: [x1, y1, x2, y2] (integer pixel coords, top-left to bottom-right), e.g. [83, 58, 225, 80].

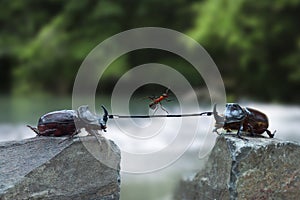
[27, 105, 109, 137]
[213, 103, 275, 139]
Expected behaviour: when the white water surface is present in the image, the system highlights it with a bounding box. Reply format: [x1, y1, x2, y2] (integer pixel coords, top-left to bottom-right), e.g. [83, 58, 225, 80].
[1, 103, 299, 200]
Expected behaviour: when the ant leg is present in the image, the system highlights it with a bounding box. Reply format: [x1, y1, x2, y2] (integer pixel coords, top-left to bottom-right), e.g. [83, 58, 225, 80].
[159, 102, 169, 114]
[148, 96, 155, 101]
[152, 105, 159, 115]
[165, 98, 172, 102]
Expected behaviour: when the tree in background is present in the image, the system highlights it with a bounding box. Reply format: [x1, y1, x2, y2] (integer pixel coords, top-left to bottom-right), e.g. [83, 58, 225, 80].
[0, 0, 299, 103]
[189, 0, 300, 102]
[1, 0, 196, 96]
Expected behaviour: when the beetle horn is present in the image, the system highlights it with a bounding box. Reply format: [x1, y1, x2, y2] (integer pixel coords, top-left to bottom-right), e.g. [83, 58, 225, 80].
[213, 104, 224, 123]
[99, 105, 109, 132]
[101, 105, 108, 124]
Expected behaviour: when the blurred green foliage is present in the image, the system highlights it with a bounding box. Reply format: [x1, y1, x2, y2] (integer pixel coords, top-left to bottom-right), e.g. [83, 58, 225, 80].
[189, 0, 300, 102]
[0, 0, 299, 102]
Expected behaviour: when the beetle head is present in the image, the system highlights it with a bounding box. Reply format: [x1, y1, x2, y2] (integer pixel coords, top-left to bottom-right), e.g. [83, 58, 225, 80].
[78, 105, 99, 122]
[224, 103, 247, 123]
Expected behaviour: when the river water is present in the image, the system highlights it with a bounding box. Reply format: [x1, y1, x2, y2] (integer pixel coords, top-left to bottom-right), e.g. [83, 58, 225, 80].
[0, 102, 299, 200]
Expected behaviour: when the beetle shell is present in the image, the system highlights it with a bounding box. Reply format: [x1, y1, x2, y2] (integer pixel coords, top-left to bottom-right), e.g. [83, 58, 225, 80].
[213, 103, 275, 138]
[36, 110, 78, 137]
[244, 107, 269, 134]
[27, 105, 109, 138]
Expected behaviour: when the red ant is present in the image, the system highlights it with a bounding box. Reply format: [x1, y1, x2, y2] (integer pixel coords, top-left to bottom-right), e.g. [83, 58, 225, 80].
[148, 88, 171, 114]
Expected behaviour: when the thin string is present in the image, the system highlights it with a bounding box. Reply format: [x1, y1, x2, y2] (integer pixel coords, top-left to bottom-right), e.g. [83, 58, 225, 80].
[108, 112, 212, 119]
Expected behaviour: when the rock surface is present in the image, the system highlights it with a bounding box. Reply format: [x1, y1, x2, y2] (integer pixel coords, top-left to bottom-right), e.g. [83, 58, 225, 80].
[175, 135, 300, 200]
[0, 136, 120, 200]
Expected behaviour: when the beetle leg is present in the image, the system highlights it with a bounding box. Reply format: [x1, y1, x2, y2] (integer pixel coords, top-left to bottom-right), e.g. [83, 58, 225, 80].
[70, 128, 80, 137]
[237, 123, 248, 141]
[265, 129, 276, 138]
[236, 125, 242, 138]
[39, 129, 58, 136]
[213, 127, 218, 134]
[27, 125, 40, 136]
[87, 129, 112, 158]
[226, 129, 232, 133]
[247, 124, 255, 137]
[58, 129, 80, 144]
[213, 121, 224, 135]
[213, 127, 223, 136]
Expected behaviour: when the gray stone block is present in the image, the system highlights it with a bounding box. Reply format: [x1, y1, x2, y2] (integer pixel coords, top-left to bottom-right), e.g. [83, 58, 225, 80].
[175, 135, 300, 200]
[0, 136, 120, 200]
